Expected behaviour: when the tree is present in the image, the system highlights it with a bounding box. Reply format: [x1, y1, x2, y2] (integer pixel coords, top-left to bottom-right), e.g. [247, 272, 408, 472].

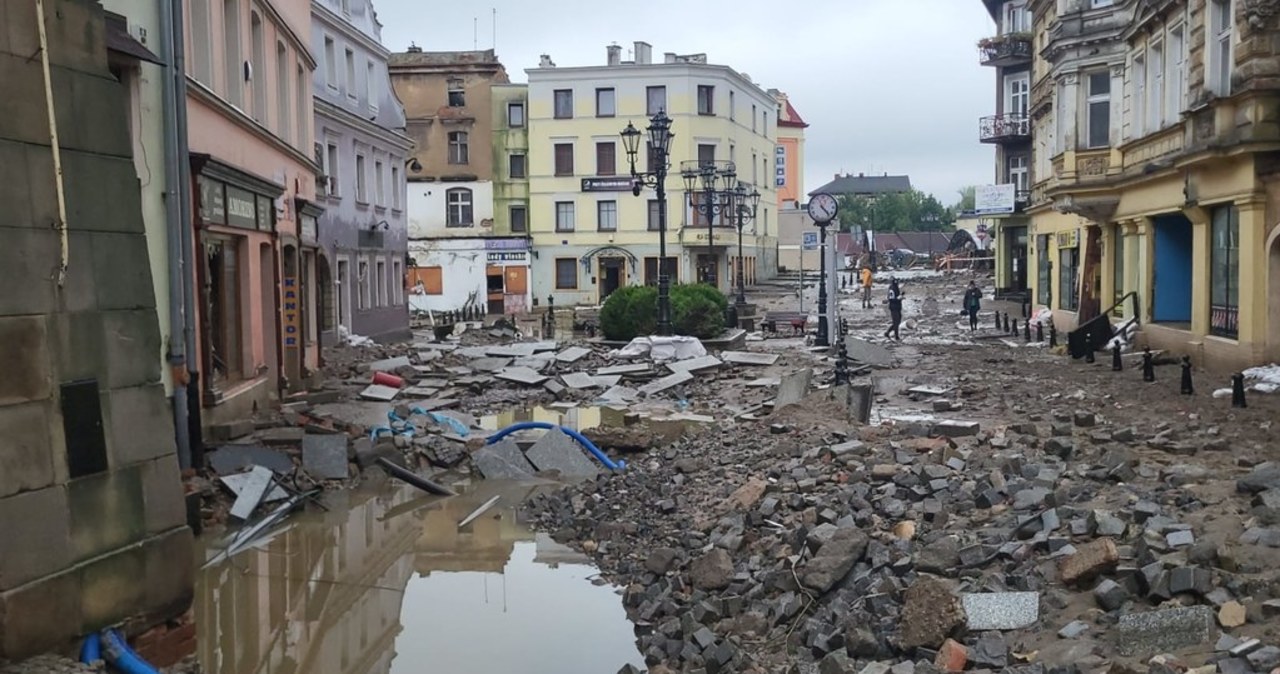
[953, 186, 977, 214]
[835, 189, 956, 233]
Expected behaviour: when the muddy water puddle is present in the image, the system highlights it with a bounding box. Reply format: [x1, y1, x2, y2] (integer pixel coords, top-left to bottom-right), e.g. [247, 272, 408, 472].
[196, 482, 643, 673]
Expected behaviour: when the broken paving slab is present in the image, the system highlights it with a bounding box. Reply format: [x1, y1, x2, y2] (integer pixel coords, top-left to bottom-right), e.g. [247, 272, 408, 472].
[746, 377, 780, 388]
[359, 384, 401, 401]
[722, 351, 780, 366]
[413, 341, 458, 351]
[220, 471, 289, 503]
[512, 355, 554, 371]
[555, 346, 591, 363]
[563, 372, 604, 389]
[525, 427, 602, 479]
[257, 426, 305, 445]
[667, 355, 724, 374]
[495, 367, 550, 386]
[639, 370, 694, 396]
[472, 438, 538, 480]
[600, 385, 639, 403]
[961, 592, 1040, 630]
[845, 336, 894, 367]
[595, 363, 650, 377]
[932, 420, 981, 437]
[229, 465, 276, 520]
[775, 368, 814, 407]
[908, 385, 955, 396]
[469, 357, 513, 373]
[1116, 606, 1215, 657]
[302, 434, 350, 480]
[593, 374, 622, 387]
[208, 444, 295, 475]
[367, 356, 412, 372]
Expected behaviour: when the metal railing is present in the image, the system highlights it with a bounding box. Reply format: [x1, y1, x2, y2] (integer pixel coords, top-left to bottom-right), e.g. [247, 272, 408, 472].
[980, 114, 1030, 143]
[979, 35, 1033, 66]
[1068, 291, 1140, 359]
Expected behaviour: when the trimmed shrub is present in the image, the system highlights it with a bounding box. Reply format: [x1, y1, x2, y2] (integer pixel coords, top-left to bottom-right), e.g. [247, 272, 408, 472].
[670, 283, 727, 339]
[598, 284, 657, 341]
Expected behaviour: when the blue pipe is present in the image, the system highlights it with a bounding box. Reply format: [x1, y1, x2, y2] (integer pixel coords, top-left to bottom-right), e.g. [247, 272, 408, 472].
[485, 422, 625, 471]
[101, 628, 161, 674]
[79, 633, 101, 664]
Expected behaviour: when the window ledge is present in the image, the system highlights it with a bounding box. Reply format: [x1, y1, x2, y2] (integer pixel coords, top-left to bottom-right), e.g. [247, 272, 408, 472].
[374, 205, 387, 214]
[356, 199, 370, 207]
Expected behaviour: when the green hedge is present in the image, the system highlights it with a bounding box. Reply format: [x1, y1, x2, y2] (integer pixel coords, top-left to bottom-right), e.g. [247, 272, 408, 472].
[599, 283, 727, 341]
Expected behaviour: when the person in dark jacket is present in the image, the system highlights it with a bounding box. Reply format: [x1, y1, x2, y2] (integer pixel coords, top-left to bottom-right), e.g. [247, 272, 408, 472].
[963, 280, 982, 331]
[884, 278, 904, 341]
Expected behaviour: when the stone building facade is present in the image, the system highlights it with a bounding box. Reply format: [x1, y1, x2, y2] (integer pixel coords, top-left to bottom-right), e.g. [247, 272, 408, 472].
[0, 0, 191, 658]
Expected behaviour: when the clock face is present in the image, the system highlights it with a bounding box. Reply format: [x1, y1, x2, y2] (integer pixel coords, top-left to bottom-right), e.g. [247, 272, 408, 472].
[808, 193, 839, 223]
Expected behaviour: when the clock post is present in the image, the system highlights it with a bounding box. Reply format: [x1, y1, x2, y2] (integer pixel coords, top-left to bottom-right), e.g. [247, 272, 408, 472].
[807, 193, 839, 347]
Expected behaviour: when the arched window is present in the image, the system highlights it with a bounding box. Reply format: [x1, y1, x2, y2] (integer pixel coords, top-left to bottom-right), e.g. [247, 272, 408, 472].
[276, 42, 290, 142]
[446, 188, 473, 227]
[448, 131, 469, 164]
[222, 0, 241, 106]
[250, 12, 265, 121]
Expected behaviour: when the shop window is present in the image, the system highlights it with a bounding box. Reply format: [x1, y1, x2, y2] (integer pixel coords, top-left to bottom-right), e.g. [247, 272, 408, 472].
[1059, 246, 1079, 311]
[1037, 234, 1052, 306]
[1210, 204, 1239, 338]
[206, 238, 244, 383]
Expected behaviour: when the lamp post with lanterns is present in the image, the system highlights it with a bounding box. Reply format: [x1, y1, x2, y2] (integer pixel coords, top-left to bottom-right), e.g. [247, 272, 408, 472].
[621, 112, 675, 336]
[730, 183, 761, 307]
[681, 160, 738, 290]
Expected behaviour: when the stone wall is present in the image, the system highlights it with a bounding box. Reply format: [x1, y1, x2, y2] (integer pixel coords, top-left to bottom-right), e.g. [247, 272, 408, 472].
[0, 0, 192, 660]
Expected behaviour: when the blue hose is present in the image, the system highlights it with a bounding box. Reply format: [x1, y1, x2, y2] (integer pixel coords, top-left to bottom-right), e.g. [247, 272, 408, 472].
[486, 421, 625, 471]
[79, 633, 101, 664]
[101, 628, 161, 674]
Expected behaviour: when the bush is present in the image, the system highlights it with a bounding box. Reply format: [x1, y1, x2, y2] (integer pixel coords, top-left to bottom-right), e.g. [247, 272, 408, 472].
[670, 283, 727, 339]
[599, 285, 657, 341]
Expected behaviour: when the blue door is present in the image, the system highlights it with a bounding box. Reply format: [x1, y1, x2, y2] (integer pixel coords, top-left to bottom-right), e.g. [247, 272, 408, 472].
[1152, 215, 1193, 323]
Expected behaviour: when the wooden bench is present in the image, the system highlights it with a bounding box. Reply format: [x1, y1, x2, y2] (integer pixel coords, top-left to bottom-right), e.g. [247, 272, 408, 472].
[762, 311, 807, 336]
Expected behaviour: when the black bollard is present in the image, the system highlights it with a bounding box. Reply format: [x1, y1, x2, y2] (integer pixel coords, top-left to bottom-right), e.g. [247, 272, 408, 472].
[1011, 318, 1018, 336]
[1023, 319, 1031, 342]
[1003, 313, 1010, 333]
[1231, 373, 1248, 408]
[1036, 322, 1044, 342]
[1180, 356, 1194, 395]
[1085, 346, 1095, 363]
[1049, 325, 1058, 348]
[994, 312, 1001, 330]
[1111, 343, 1123, 371]
[1142, 347, 1155, 382]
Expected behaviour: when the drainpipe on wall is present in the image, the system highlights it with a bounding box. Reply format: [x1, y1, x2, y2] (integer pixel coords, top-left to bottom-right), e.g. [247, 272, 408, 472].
[34, 0, 70, 287]
[159, 0, 192, 469]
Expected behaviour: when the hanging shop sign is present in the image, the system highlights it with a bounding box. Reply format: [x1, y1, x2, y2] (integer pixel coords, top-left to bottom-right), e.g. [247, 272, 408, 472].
[282, 276, 301, 348]
[1056, 229, 1080, 249]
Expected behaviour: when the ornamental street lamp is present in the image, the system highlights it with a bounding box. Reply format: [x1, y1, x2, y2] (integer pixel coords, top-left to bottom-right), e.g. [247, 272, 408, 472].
[680, 159, 738, 289]
[807, 193, 840, 347]
[729, 183, 762, 307]
[621, 112, 675, 336]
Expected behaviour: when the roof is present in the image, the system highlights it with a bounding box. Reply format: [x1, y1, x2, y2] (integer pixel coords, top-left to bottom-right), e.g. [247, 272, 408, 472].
[809, 174, 912, 197]
[104, 12, 161, 65]
[778, 98, 808, 128]
[389, 48, 503, 69]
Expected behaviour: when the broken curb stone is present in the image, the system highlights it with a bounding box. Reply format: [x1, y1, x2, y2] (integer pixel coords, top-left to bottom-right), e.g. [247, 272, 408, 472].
[961, 592, 1039, 630]
[1115, 606, 1215, 657]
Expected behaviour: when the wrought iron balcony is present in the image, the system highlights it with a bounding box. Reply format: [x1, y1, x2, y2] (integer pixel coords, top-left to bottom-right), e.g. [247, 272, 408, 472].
[980, 114, 1030, 144]
[1015, 189, 1031, 212]
[978, 33, 1033, 67]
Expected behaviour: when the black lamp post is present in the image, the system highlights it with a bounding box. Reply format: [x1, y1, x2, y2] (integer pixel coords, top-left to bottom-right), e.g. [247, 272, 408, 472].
[816, 219, 831, 346]
[621, 112, 675, 336]
[730, 183, 761, 307]
[681, 159, 737, 290]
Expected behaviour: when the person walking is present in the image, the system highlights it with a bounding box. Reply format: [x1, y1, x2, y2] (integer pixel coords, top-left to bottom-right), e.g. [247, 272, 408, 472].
[859, 266, 874, 309]
[963, 280, 982, 332]
[884, 278, 904, 341]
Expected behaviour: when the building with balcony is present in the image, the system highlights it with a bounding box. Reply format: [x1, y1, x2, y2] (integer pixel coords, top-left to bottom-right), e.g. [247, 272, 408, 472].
[390, 49, 531, 315]
[979, 0, 1034, 295]
[311, 0, 413, 344]
[1025, 0, 1280, 370]
[525, 42, 783, 307]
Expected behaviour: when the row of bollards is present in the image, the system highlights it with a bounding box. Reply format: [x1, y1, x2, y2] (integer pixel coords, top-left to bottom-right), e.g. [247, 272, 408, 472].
[993, 311, 1052, 346]
[834, 317, 851, 385]
[1111, 345, 1248, 408]
[439, 305, 485, 325]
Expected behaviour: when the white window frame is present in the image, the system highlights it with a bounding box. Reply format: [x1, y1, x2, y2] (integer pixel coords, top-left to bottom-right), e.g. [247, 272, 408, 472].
[446, 188, 473, 227]
[325, 141, 340, 198]
[1131, 52, 1146, 138]
[392, 259, 402, 305]
[1004, 1, 1030, 34]
[1085, 71, 1112, 149]
[1168, 23, 1187, 116]
[555, 201, 575, 232]
[324, 36, 337, 89]
[1007, 154, 1029, 192]
[358, 259, 370, 309]
[355, 151, 367, 203]
[375, 259, 386, 307]
[448, 131, 469, 165]
[597, 200, 618, 232]
[366, 60, 378, 112]
[1005, 72, 1030, 117]
[1209, 0, 1233, 97]
[1147, 39, 1164, 131]
[344, 48, 356, 100]
[374, 159, 385, 207]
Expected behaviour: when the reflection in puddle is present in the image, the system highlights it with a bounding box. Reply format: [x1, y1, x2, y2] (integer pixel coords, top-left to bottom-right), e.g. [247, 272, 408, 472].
[477, 405, 627, 432]
[196, 484, 643, 674]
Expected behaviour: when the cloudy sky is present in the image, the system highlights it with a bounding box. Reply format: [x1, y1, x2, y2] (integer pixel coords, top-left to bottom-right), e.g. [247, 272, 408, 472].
[374, 0, 997, 205]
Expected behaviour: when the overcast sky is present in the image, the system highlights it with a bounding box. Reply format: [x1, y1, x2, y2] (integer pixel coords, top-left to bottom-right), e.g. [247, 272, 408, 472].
[373, 0, 997, 205]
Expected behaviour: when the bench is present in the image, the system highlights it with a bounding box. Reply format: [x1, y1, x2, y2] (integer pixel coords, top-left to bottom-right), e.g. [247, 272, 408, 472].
[762, 311, 808, 336]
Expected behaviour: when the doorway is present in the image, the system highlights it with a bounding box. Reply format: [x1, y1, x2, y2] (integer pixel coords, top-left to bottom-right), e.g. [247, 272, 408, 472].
[1153, 214, 1193, 325]
[1006, 225, 1028, 291]
[696, 253, 719, 288]
[260, 243, 278, 389]
[598, 258, 626, 303]
[336, 258, 352, 334]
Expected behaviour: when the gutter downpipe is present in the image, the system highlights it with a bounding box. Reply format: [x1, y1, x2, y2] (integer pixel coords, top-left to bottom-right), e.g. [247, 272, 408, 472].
[159, 0, 192, 469]
[172, 0, 204, 467]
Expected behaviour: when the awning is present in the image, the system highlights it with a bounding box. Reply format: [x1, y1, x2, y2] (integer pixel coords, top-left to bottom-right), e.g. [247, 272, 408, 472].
[105, 12, 162, 66]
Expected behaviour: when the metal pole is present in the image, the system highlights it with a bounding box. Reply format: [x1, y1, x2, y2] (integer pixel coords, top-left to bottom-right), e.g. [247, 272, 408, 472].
[799, 242, 804, 314]
[656, 162, 672, 336]
[817, 223, 830, 346]
[705, 184, 715, 288]
[736, 208, 746, 306]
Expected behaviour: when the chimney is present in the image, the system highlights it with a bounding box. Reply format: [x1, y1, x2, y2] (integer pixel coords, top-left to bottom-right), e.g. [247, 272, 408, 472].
[607, 44, 622, 66]
[406, 42, 422, 53]
[633, 41, 652, 65]
[539, 54, 555, 67]
[664, 52, 677, 64]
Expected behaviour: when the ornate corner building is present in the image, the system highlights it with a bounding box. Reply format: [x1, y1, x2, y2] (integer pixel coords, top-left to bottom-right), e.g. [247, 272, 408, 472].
[1017, 0, 1280, 370]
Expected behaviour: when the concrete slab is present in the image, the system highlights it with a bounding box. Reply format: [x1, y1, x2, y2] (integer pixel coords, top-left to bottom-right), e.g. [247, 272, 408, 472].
[722, 351, 780, 366]
[593, 375, 622, 388]
[415, 350, 443, 363]
[207, 444, 294, 475]
[600, 385, 639, 403]
[219, 472, 289, 503]
[667, 355, 723, 374]
[512, 355, 554, 371]
[301, 434, 349, 480]
[908, 385, 954, 396]
[933, 420, 981, 437]
[845, 336, 894, 368]
[311, 402, 392, 429]
[639, 371, 694, 397]
[229, 465, 274, 520]
[746, 377, 780, 388]
[257, 427, 305, 445]
[555, 346, 591, 363]
[495, 367, 549, 386]
[471, 439, 537, 480]
[402, 386, 440, 398]
[596, 363, 651, 377]
[413, 342, 458, 351]
[962, 592, 1040, 630]
[775, 369, 814, 407]
[368, 356, 412, 373]
[562, 372, 603, 389]
[528, 340, 559, 353]
[359, 384, 400, 401]
[404, 398, 460, 412]
[469, 357, 512, 373]
[525, 427, 602, 479]
[457, 346, 493, 359]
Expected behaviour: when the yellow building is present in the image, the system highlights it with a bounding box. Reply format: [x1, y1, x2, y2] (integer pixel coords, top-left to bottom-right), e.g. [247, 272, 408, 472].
[773, 90, 808, 210]
[525, 43, 784, 306]
[1025, 0, 1280, 370]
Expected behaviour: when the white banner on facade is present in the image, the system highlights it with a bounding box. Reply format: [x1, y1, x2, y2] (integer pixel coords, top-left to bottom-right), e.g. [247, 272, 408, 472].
[974, 184, 1016, 216]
